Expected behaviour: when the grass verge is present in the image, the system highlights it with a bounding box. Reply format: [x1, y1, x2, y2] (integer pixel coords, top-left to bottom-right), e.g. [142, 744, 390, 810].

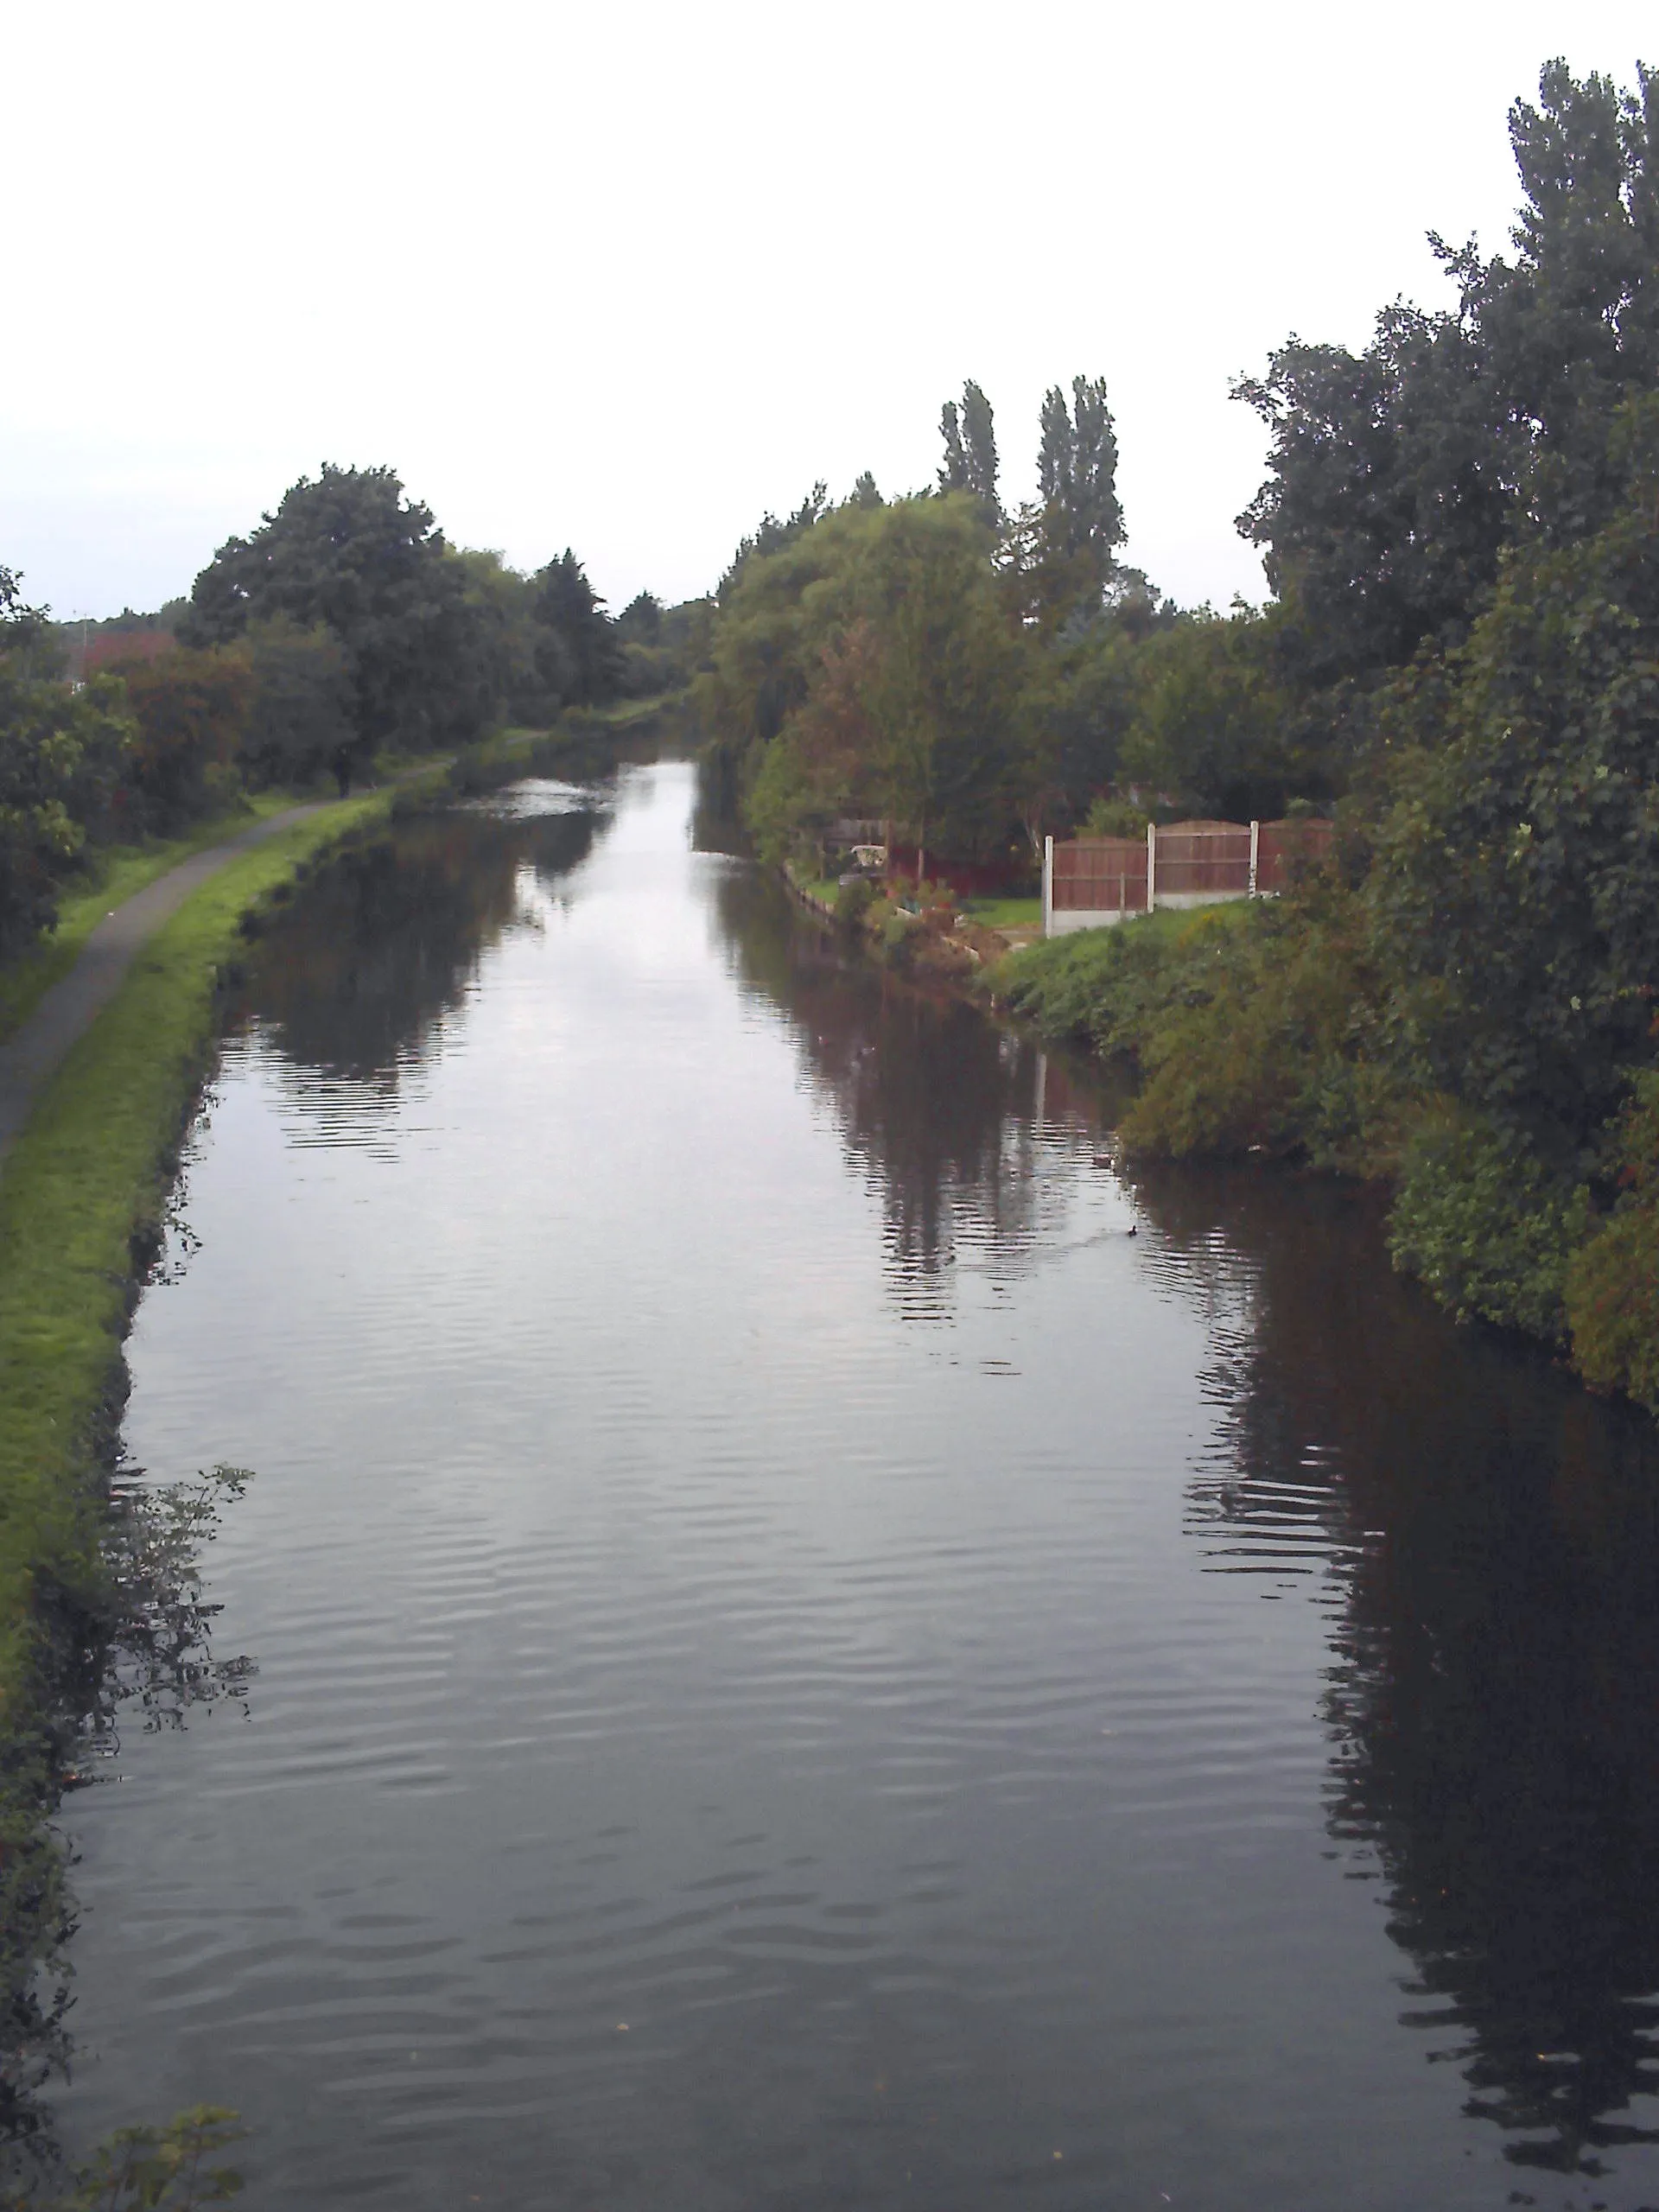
[961, 895, 1040, 932]
[0, 790, 392, 1714]
[0, 795, 308, 1047]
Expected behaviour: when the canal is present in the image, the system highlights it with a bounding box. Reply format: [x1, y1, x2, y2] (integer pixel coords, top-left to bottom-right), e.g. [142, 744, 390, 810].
[53, 759, 1659, 2209]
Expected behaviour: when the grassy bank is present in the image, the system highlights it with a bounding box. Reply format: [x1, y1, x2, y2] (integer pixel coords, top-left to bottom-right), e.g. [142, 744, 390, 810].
[0, 793, 306, 1046]
[0, 702, 677, 1708]
[0, 790, 396, 1711]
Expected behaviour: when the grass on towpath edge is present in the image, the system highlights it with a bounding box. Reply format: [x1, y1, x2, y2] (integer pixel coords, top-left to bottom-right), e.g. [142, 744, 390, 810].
[0, 792, 306, 1046]
[0, 789, 397, 1714]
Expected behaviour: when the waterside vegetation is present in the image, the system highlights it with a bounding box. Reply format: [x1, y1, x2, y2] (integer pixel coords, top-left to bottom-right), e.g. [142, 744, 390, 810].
[704, 59, 1659, 1414]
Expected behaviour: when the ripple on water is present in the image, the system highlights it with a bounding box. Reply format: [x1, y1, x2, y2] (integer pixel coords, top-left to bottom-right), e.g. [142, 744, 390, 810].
[49, 763, 1659, 2212]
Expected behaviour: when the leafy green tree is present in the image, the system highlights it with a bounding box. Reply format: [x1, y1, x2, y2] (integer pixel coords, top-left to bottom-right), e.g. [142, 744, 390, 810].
[616, 591, 663, 643]
[239, 616, 355, 785]
[849, 471, 884, 509]
[847, 499, 1026, 872]
[181, 464, 489, 759]
[1237, 61, 1658, 689]
[1005, 573, 1174, 853]
[1366, 393, 1659, 1160]
[1119, 610, 1300, 820]
[703, 494, 1027, 870]
[0, 671, 135, 948]
[0, 574, 137, 944]
[717, 484, 830, 604]
[108, 646, 253, 826]
[531, 550, 624, 707]
[0, 567, 54, 677]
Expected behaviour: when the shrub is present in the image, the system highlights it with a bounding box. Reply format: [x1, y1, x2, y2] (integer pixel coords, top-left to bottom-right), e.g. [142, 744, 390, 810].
[111, 647, 252, 828]
[1566, 1068, 1659, 1410]
[835, 876, 874, 929]
[1388, 1108, 1589, 1340]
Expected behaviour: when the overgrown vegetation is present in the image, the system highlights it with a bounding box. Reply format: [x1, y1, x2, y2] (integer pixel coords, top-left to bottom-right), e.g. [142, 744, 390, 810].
[703, 58, 1659, 1413]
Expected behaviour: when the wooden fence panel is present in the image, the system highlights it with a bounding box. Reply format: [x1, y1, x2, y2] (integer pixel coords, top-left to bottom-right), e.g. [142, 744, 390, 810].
[1051, 836, 1147, 912]
[1255, 818, 1334, 893]
[1155, 822, 1252, 897]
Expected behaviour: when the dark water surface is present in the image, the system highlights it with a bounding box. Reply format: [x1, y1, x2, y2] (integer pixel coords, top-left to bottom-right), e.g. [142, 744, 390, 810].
[56, 762, 1659, 2209]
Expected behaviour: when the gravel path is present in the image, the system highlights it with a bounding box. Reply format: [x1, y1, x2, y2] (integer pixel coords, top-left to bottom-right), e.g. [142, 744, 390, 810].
[0, 803, 324, 1171]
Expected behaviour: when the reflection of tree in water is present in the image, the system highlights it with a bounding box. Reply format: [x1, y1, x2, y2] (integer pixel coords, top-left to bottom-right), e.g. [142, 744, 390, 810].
[1, 1470, 255, 2170]
[239, 803, 600, 1085]
[709, 867, 1079, 1300]
[1133, 1161, 1659, 2186]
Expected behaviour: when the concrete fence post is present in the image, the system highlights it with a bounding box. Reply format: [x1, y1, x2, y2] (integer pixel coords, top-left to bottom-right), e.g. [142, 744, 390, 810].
[1249, 819, 1260, 897]
[1042, 835, 1053, 938]
[1146, 821, 1158, 912]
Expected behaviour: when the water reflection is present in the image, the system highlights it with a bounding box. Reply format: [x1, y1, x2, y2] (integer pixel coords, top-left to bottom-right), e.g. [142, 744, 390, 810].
[241, 790, 600, 1087]
[48, 766, 1659, 2209]
[718, 848, 1659, 2190]
[710, 867, 1084, 1306]
[1132, 1163, 1659, 2185]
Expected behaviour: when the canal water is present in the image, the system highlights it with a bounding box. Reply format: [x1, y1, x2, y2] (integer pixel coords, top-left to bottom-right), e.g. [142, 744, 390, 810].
[51, 760, 1659, 2209]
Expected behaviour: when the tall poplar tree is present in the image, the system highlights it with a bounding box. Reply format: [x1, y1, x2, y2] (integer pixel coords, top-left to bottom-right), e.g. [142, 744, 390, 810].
[937, 380, 1001, 521]
[1032, 375, 1125, 620]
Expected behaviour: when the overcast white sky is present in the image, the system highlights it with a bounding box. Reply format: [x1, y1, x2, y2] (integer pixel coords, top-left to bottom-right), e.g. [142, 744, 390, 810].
[6, 1, 1653, 621]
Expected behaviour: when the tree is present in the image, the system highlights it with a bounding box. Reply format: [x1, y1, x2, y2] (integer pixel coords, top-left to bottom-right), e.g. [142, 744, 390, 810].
[1025, 375, 1125, 624]
[0, 635, 133, 949]
[1234, 308, 1503, 686]
[1236, 62, 1659, 689]
[701, 495, 1026, 872]
[717, 484, 830, 604]
[1366, 392, 1659, 1160]
[531, 550, 624, 708]
[1119, 611, 1300, 820]
[0, 566, 52, 676]
[110, 645, 253, 826]
[1005, 572, 1176, 855]
[830, 498, 1026, 873]
[181, 464, 489, 759]
[937, 381, 1000, 521]
[240, 617, 355, 786]
[616, 591, 663, 643]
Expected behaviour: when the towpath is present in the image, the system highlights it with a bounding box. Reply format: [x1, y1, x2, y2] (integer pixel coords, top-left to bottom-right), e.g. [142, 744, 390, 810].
[0, 802, 326, 1171]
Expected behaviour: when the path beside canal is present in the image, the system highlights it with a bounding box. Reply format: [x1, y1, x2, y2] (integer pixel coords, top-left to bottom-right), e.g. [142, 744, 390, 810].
[0, 803, 327, 1171]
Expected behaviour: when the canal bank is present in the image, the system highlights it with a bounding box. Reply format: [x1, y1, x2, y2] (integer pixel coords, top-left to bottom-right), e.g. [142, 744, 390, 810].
[0, 783, 429, 1712]
[35, 758, 1659, 2212]
[0, 709, 670, 1715]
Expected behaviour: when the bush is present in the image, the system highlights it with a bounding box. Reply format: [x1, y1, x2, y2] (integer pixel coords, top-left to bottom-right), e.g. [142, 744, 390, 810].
[111, 647, 252, 828]
[1567, 1205, 1659, 1409]
[0, 669, 135, 948]
[879, 907, 917, 963]
[1566, 1067, 1659, 1410]
[1388, 1108, 1589, 1340]
[835, 875, 874, 929]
